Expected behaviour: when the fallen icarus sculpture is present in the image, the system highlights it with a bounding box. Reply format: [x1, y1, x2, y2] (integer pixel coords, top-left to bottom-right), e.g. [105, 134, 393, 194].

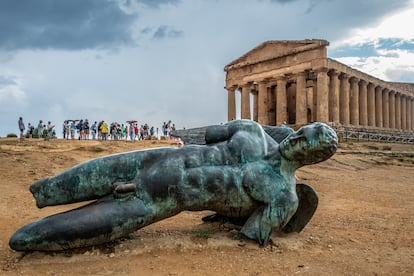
[9, 119, 338, 251]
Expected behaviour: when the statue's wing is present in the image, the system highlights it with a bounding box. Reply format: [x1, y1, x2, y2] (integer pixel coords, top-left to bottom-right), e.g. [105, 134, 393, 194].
[282, 183, 318, 233]
[170, 126, 210, 145]
[172, 124, 294, 145]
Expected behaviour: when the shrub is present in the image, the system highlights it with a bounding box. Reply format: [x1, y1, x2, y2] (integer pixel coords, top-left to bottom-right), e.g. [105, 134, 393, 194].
[7, 133, 18, 138]
[194, 229, 211, 239]
[94, 147, 105, 153]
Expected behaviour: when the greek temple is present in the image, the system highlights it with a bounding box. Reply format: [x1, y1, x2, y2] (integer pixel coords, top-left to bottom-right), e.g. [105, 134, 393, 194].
[224, 39, 414, 134]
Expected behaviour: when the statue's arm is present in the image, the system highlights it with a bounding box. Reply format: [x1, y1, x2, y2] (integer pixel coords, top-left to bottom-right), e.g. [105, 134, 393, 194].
[205, 120, 264, 144]
[240, 200, 294, 245]
[240, 174, 297, 245]
[170, 120, 268, 146]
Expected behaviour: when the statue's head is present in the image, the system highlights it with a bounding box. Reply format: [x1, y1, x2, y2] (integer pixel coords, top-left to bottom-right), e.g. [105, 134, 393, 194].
[279, 122, 338, 166]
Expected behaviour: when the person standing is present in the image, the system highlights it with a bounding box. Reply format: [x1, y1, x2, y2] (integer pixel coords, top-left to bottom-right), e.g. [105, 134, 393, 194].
[47, 121, 55, 139]
[65, 121, 71, 140]
[37, 120, 43, 139]
[27, 123, 34, 138]
[129, 122, 135, 141]
[134, 124, 139, 140]
[18, 117, 25, 139]
[91, 121, 97, 140]
[100, 121, 109, 140]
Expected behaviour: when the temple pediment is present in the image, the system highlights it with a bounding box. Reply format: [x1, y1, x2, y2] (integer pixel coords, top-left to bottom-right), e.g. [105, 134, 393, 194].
[224, 39, 329, 71]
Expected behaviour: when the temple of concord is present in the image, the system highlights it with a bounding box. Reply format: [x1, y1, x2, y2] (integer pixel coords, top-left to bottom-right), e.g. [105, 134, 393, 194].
[224, 39, 414, 133]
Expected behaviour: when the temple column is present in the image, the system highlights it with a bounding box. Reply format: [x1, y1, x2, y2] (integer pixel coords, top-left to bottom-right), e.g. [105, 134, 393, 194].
[382, 88, 390, 128]
[315, 67, 329, 122]
[389, 91, 396, 129]
[268, 80, 277, 125]
[395, 93, 401, 129]
[241, 83, 251, 119]
[227, 86, 236, 121]
[358, 80, 368, 126]
[411, 98, 414, 131]
[375, 86, 383, 128]
[313, 81, 318, 122]
[367, 83, 376, 127]
[257, 81, 269, 125]
[339, 73, 350, 125]
[401, 95, 407, 130]
[411, 97, 414, 131]
[349, 77, 359, 126]
[306, 80, 314, 123]
[407, 97, 412, 131]
[328, 69, 340, 124]
[253, 89, 258, 122]
[296, 71, 307, 125]
[410, 97, 414, 131]
[276, 76, 288, 125]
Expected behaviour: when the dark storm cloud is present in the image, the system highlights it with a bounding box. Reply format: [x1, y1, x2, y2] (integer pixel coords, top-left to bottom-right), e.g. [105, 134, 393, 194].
[120, 0, 180, 9]
[286, 0, 412, 43]
[269, 0, 298, 3]
[0, 0, 137, 50]
[330, 0, 409, 27]
[153, 25, 184, 40]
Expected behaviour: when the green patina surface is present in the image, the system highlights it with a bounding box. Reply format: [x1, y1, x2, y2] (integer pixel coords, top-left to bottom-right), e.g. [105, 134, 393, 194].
[10, 120, 338, 251]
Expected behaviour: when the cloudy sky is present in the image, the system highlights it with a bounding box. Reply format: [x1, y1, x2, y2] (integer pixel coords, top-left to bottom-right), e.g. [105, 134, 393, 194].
[1, 0, 414, 137]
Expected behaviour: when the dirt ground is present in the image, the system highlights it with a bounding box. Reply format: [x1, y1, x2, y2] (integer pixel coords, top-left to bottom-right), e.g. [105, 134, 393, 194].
[0, 137, 413, 275]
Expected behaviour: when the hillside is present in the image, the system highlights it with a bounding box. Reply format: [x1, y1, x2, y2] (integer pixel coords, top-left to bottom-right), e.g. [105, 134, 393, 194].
[0, 138, 413, 275]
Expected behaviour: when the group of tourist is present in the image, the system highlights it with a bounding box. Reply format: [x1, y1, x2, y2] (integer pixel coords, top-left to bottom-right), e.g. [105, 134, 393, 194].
[18, 117, 56, 139]
[18, 117, 177, 141]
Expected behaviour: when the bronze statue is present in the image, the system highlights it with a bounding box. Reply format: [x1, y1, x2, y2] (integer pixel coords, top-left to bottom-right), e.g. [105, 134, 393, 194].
[9, 120, 337, 251]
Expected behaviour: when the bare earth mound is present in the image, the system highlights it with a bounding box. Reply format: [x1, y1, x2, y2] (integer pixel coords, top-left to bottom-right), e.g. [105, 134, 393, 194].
[0, 138, 413, 275]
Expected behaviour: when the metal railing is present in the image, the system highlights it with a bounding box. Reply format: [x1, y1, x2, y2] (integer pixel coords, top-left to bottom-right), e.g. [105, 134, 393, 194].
[330, 125, 414, 144]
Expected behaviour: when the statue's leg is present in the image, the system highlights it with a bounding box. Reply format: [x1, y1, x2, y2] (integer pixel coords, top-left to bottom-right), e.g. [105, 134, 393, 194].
[281, 183, 318, 233]
[9, 196, 149, 251]
[29, 149, 162, 208]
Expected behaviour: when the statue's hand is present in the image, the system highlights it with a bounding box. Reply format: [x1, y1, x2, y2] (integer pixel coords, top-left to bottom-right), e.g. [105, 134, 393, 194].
[240, 206, 272, 245]
[240, 201, 295, 245]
